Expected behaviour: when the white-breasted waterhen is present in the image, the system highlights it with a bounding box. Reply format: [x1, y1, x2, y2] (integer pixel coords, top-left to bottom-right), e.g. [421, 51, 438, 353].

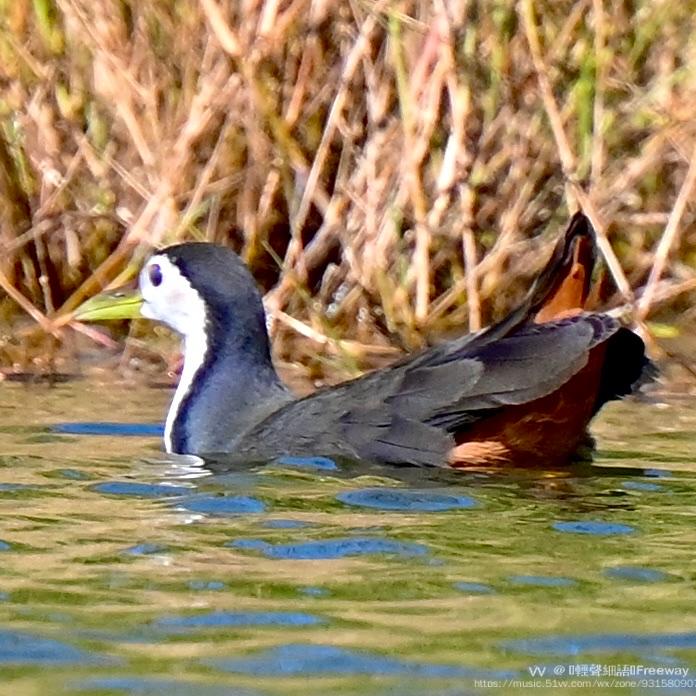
[75, 213, 651, 467]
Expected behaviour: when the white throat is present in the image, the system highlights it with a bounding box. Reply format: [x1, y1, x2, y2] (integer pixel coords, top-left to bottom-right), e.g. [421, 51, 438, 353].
[164, 328, 208, 453]
[138, 254, 211, 454]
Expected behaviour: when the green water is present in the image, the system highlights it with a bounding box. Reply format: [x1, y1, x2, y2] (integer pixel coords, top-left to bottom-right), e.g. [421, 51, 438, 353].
[0, 380, 694, 696]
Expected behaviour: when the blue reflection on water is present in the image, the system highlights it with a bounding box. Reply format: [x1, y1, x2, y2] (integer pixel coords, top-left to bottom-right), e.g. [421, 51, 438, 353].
[155, 611, 324, 631]
[503, 632, 696, 655]
[0, 630, 114, 665]
[508, 575, 576, 588]
[228, 536, 430, 560]
[299, 586, 330, 597]
[453, 582, 495, 594]
[52, 422, 164, 437]
[121, 543, 168, 556]
[337, 488, 477, 512]
[55, 469, 93, 481]
[604, 566, 674, 583]
[622, 480, 663, 492]
[91, 482, 191, 498]
[0, 483, 37, 492]
[644, 469, 673, 478]
[263, 519, 311, 529]
[208, 643, 516, 678]
[74, 677, 259, 696]
[176, 495, 265, 516]
[552, 521, 635, 536]
[188, 580, 226, 591]
[274, 456, 338, 471]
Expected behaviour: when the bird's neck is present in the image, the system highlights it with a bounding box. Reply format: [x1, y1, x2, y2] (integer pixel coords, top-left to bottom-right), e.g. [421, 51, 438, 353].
[164, 313, 289, 454]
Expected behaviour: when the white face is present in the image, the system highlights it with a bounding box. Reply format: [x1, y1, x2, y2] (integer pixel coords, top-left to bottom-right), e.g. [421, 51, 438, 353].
[139, 254, 207, 338]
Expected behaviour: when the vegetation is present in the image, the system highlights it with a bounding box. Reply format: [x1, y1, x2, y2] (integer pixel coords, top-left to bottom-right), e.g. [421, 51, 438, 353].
[1, 0, 695, 376]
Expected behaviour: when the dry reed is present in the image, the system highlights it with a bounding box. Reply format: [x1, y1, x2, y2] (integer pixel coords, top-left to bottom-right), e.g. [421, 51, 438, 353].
[0, 0, 695, 376]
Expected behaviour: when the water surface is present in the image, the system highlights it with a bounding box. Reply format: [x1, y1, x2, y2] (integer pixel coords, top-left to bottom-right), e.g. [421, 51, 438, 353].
[0, 380, 694, 695]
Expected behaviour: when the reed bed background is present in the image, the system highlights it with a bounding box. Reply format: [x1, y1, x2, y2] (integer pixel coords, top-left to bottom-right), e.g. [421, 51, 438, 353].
[1, 0, 695, 378]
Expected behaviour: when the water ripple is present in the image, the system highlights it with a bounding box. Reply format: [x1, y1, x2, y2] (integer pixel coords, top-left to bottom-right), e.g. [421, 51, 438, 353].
[263, 519, 312, 529]
[0, 630, 114, 665]
[336, 487, 477, 512]
[74, 677, 259, 696]
[508, 575, 576, 588]
[552, 521, 636, 536]
[121, 543, 168, 556]
[188, 580, 226, 591]
[155, 611, 324, 631]
[453, 582, 495, 594]
[175, 495, 265, 516]
[622, 480, 663, 492]
[52, 422, 164, 437]
[274, 456, 338, 471]
[208, 643, 515, 678]
[604, 566, 675, 583]
[502, 631, 696, 656]
[227, 536, 430, 560]
[91, 482, 191, 498]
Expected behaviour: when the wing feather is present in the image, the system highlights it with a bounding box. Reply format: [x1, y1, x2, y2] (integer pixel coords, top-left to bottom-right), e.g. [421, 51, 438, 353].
[239, 314, 622, 465]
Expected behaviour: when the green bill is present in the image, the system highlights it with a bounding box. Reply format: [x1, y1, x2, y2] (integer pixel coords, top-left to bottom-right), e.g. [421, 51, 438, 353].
[74, 289, 144, 321]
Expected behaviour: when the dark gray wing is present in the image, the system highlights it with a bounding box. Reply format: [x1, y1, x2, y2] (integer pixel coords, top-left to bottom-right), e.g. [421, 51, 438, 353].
[238, 314, 621, 466]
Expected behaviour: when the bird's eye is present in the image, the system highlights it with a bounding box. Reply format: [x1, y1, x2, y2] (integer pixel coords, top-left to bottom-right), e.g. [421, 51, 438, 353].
[148, 264, 163, 287]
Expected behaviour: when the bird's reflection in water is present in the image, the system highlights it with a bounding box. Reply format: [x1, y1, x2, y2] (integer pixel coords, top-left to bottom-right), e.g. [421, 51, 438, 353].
[149, 448, 665, 519]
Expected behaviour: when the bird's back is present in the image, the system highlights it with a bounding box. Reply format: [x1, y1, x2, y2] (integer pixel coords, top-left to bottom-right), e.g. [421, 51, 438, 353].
[235, 214, 650, 467]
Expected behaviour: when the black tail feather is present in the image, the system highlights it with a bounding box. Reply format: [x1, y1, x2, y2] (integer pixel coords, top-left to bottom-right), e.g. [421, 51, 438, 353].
[594, 326, 655, 414]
